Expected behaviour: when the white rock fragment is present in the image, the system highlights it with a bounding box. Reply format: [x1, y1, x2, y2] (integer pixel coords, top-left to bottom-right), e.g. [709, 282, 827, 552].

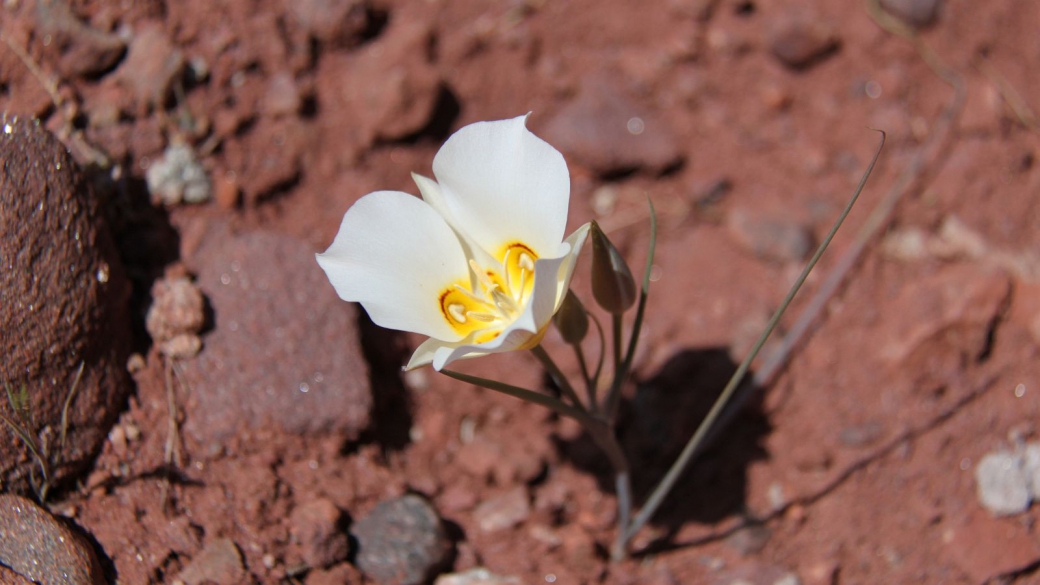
[975, 451, 1031, 516]
[146, 143, 212, 206]
[1023, 443, 1040, 500]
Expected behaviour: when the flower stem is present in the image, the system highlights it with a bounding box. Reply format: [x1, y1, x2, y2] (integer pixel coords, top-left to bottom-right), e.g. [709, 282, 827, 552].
[571, 342, 596, 412]
[440, 369, 590, 422]
[531, 345, 587, 411]
[617, 131, 885, 551]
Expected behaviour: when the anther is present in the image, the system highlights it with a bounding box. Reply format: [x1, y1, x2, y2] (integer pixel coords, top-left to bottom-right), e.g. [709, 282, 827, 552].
[518, 252, 535, 272]
[468, 312, 496, 322]
[447, 303, 467, 323]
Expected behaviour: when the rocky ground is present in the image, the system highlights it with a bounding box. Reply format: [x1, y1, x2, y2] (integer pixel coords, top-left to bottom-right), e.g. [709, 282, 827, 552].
[2, 0, 1040, 583]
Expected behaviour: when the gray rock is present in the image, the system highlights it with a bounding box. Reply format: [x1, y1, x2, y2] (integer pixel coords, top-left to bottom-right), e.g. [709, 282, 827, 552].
[290, 499, 350, 569]
[351, 494, 452, 585]
[146, 144, 212, 206]
[543, 77, 683, 176]
[879, 0, 942, 28]
[1021, 443, 1040, 500]
[726, 207, 814, 263]
[975, 451, 1031, 516]
[175, 538, 246, 585]
[473, 487, 531, 533]
[0, 115, 133, 495]
[768, 14, 840, 70]
[0, 495, 105, 585]
[179, 221, 372, 442]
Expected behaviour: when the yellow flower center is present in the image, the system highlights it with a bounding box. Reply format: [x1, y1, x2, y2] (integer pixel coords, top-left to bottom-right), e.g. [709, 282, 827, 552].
[439, 243, 538, 343]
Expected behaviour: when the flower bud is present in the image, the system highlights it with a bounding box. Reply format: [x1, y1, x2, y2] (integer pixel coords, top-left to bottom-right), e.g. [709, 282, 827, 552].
[589, 222, 636, 314]
[553, 289, 589, 344]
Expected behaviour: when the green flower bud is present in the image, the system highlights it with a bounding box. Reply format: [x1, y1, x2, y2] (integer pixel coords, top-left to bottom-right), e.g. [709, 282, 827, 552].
[553, 289, 589, 344]
[589, 222, 636, 314]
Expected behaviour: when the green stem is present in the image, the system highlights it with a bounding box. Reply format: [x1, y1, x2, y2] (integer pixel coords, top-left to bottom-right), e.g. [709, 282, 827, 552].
[531, 345, 587, 411]
[619, 131, 885, 550]
[440, 369, 591, 423]
[572, 342, 596, 412]
[604, 198, 658, 423]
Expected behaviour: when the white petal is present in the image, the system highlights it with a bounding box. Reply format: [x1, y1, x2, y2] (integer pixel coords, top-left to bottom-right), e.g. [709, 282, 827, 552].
[317, 191, 469, 341]
[432, 115, 570, 259]
[413, 172, 499, 273]
[429, 223, 591, 371]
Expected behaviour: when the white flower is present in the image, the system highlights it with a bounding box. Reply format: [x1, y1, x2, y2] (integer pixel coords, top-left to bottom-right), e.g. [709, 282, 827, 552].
[317, 115, 591, 371]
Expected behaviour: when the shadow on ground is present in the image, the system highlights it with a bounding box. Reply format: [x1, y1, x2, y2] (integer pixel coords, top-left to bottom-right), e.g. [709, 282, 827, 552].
[555, 347, 771, 544]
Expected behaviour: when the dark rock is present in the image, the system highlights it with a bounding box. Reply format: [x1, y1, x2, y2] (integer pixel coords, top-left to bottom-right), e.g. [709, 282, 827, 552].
[879, 0, 942, 28]
[290, 499, 350, 569]
[768, 14, 840, 70]
[116, 21, 184, 110]
[351, 494, 452, 585]
[175, 538, 246, 585]
[473, 487, 531, 533]
[726, 207, 814, 263]
[543, 77, 683, 176]
[0, 115, 133, 495]
[316, 18, 442, 145]
[34, 0, 127, 77]
[0, 495, 105, 585]
[289, 0, 372, 47]
[179, 221, 372, 442]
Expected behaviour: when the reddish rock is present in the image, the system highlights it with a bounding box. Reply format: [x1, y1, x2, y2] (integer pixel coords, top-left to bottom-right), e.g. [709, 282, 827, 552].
[33, 0, 127, 78]
[473, 486, 531, 533]
[116, 21, 184, 110]
[290, 499, 350, 569]
[288, 0, 373, 47]
[0, 115, 133, 494]
[316, 18, 442, 146]
[879, 0, 943, 28]
[175, 538, 246, 585]
[146, 273, 206, 359]
[179, 221, 372, 442]
[542, 77, 683, 176]
[768, 13, 840, 70]
[0, 495, 105, 585]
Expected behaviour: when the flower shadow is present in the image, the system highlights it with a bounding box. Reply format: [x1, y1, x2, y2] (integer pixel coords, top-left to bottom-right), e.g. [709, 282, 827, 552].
[554, 347, 771, 542]
[355, 310, 414, 451]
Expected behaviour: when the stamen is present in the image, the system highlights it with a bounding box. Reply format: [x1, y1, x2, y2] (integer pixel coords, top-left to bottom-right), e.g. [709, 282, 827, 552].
[447, 303, 467, 323]
[516, 268, 528, 305]
[502, 248, 513, 291]
[453, 284, 493, 308]
[518, 252, 535, 272]
[467, 311, 496, 322]
[469, 259, 496, 292]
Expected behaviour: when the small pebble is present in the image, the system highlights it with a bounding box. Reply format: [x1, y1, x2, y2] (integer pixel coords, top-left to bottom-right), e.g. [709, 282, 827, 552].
[146, 144, 212, 206]
[473, 487, 531, 533]
[768, 15, 840, 70]
[975, 451, 1031, 516]
[351, 495, 452, 585]
[879, 0, 942, 28]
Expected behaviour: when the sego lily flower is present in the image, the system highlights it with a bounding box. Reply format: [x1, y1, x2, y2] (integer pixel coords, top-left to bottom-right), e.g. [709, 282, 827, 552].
[317, 115, 591, 371]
